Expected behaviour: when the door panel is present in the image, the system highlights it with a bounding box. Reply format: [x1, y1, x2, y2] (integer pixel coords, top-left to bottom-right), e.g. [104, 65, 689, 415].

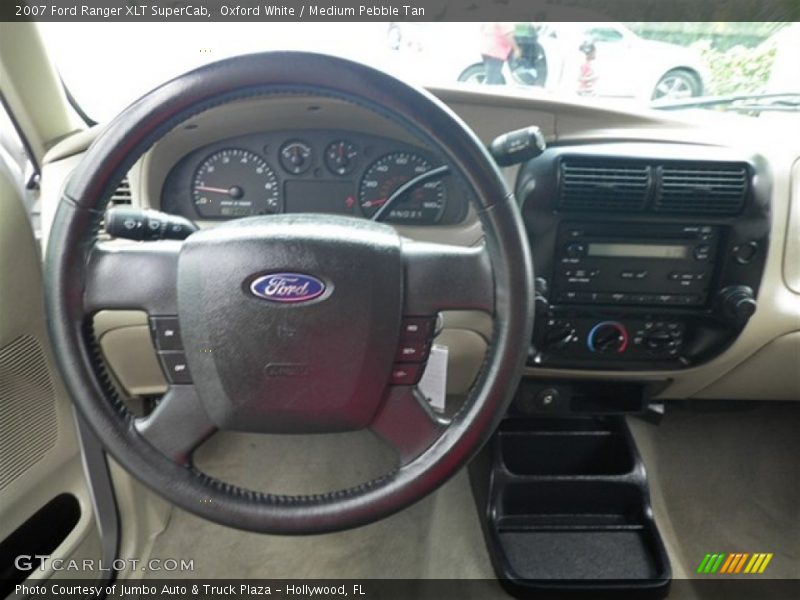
[0, 166, 103, 594]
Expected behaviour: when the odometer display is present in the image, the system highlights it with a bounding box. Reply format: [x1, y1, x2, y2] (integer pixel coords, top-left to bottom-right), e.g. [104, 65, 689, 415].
[192, 149, 279, 219]
[358, 152, 446, 224]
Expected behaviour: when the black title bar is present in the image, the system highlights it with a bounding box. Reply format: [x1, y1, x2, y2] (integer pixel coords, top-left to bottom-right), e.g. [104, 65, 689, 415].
[3, 0, 799, 22]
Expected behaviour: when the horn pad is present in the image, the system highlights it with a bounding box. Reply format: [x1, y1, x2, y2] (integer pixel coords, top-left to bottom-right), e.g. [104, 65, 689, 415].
[177, 214, 403, 432]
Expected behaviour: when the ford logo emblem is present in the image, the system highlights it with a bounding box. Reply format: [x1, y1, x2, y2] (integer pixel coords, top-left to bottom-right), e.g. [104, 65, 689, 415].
[249, 273, 327, 304]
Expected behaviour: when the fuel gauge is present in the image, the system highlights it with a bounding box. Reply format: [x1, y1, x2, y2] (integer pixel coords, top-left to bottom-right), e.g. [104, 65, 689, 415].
[279, 140, 313, 175]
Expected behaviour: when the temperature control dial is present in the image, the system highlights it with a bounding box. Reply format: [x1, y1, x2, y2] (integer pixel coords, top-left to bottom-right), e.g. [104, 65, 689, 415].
[587, 321, 629, 354]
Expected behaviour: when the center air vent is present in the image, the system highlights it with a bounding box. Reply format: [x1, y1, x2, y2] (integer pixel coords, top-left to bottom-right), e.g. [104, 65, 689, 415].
[655, 164, 747, 215]
[559, 160, 650, 211]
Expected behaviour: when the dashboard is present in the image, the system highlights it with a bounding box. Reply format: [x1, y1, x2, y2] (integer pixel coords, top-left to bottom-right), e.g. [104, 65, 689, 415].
[39, 87, 800, 405]
[160, 130, 467, 226]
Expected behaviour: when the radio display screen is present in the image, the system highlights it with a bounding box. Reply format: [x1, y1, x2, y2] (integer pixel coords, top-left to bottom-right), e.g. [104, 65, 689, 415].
[588, 243, 689, 259]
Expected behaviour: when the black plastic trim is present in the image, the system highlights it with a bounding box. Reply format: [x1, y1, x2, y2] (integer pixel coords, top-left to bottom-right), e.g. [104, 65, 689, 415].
[471, 417, 671, 598]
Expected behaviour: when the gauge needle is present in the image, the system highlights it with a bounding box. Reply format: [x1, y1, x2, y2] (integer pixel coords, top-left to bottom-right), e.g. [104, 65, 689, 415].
[371, 165, 450, 222]
[195, 185, 231, 195]
[363, 198, 388, 208]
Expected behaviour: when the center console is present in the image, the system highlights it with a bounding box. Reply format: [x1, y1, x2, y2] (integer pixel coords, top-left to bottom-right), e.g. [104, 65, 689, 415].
[517, 142, 770, 370]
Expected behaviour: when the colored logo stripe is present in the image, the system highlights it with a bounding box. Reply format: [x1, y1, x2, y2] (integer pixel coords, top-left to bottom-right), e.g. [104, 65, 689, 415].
[697, 552, 773, 575]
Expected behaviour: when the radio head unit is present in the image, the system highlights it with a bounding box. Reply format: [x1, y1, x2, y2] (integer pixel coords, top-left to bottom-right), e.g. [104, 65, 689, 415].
[554, 222, 719, 307]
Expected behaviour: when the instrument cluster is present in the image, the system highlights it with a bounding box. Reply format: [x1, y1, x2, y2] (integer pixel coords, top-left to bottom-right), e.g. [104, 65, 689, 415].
[161, 130, 468, 226]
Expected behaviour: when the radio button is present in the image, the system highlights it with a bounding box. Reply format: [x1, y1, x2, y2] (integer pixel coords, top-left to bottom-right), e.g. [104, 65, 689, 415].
[694, 244, 711, 260]
[564, 242, 586, 258]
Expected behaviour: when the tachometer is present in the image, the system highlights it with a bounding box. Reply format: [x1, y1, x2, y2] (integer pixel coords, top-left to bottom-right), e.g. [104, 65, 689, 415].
[192, 149, 279, 219]
[358, 152, 446, 224]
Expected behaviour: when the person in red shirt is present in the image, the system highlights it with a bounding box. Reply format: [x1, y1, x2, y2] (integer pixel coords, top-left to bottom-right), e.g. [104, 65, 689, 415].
[578, 40, 599, 96]
[480, 22, 521, 85]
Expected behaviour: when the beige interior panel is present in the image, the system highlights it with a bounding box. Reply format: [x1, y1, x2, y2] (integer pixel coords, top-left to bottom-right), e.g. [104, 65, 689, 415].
[108, 460, 172, 581]
[784, 158, 800, 293]
[692, 332, 800, 400]
[0, 23, 80, 163]
[434, 329, 488, 396]
[99, 326, 169, 397]
[0, 165, 101, 581]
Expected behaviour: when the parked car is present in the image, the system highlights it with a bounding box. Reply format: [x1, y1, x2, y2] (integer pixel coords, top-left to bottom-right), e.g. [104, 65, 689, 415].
[396, 22, 706, 100]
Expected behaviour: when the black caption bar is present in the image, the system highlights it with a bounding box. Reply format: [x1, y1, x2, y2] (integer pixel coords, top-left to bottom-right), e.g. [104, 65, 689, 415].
[2, 0, 799, 22]
[6, 579, 800, 599]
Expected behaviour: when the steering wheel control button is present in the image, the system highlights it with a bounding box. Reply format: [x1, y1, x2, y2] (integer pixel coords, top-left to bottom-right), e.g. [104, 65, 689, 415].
[400, 317, 434, 340]
[390, 363, 424, 385]
[396, 341, 430, 363]
[150, 317, 183, 351]
[158, 352, 192, 384]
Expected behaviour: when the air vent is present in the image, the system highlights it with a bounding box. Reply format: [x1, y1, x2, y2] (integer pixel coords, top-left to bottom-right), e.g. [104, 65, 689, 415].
[559, 160, 650, 211]
[655, 164, 747, 215]
[109, 177, 132, 206]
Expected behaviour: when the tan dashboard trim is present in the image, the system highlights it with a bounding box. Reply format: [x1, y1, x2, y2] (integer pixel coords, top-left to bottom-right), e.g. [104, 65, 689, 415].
[784, 158, 800, 293]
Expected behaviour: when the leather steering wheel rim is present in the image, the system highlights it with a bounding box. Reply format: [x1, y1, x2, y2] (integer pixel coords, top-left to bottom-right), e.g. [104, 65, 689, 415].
[44, 52, 534, 534]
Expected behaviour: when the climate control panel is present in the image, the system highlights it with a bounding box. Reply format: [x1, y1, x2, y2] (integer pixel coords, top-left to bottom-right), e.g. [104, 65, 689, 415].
[534, 315, 686, 366]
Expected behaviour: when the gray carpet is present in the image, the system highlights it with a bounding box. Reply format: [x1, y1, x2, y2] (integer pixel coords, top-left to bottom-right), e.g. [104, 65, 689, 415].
[629, 403, 800, 586]
[142, 404, 799, 599]
[144, 430, 501, 585]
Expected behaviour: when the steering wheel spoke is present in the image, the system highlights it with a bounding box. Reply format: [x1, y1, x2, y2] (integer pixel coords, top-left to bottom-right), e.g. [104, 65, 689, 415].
[134, 385, 216, 465]
[402, 240, 494, 315]
[84, 241, 181, 314]
[370, 386, 447, 465]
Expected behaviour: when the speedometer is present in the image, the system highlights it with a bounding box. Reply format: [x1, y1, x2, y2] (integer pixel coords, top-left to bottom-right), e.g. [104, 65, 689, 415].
[358, 152, 446, 224]
[192, 149, 279, 219]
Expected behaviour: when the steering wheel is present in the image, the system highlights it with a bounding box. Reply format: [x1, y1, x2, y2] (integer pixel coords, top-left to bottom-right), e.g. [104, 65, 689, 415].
[45, 52, 534, 534]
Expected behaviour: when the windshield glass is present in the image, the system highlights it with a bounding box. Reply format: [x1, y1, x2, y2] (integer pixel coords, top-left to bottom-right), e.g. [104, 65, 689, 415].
[39, 21, 796, 123]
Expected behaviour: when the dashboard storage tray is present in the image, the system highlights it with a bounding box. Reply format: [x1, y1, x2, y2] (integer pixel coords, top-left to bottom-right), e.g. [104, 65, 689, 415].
[472, 417, 671, 599]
